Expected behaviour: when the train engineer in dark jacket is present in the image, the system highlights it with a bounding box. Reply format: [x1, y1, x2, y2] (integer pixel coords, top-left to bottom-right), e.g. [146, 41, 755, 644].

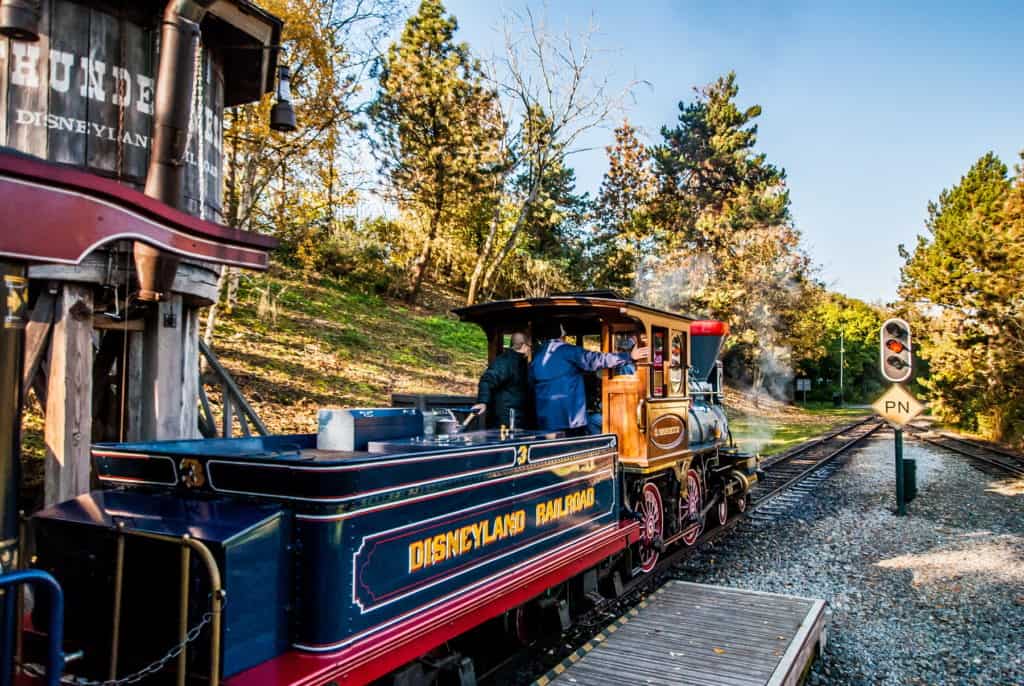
[471, 332, 531, 428]
[531, 324, 648, 434]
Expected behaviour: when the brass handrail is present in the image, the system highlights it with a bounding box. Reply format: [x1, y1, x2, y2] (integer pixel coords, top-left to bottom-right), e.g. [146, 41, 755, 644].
[106, 529, 225, 686]
[109, 522, 126, 680]
[177, 539, 191, 686]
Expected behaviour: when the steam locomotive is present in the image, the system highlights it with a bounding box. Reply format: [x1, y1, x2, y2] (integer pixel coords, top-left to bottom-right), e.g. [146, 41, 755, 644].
[26, 293, 758, 685]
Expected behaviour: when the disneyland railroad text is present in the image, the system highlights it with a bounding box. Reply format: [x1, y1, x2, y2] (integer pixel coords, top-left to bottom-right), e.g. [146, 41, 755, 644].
[408, 510, 527, 572]
[535, 487, 596, 526]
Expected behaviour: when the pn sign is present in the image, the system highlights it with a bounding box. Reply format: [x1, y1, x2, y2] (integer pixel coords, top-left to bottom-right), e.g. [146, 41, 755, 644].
[872, 385, 925, 428]
[880, 318, 912, 383]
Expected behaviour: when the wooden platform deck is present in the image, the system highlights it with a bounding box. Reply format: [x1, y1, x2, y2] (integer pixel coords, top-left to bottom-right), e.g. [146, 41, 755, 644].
[536, 581, 827, 686]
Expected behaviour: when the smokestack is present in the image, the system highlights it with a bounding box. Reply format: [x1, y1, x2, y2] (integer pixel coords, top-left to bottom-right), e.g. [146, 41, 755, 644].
[138, 0, 215, 301]
[690, 320, 729, 381]
[0, 0, 41, 41]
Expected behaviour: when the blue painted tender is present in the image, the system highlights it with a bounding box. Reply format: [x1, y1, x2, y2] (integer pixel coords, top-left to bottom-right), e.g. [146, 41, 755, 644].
[32, 427, 623, 680]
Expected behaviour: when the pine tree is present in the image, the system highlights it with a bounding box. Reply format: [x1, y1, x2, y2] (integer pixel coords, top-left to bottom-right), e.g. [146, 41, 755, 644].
[642, 72, 816, 401]
[653, 71, 785, 249]
[372, 0, 500, 303]
[589, 121, 657, 294]
[899, 152, 1024, 441]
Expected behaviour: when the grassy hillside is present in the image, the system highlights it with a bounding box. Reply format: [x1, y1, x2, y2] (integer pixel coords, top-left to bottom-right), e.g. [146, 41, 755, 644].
[211, 268, 487, 434]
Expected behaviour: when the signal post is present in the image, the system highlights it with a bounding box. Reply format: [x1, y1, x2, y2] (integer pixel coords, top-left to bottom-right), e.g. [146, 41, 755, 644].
[872, 319, 924, 516]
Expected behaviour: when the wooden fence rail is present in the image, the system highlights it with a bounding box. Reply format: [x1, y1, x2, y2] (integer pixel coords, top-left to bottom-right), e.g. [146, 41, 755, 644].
[197, 340, 268, 439]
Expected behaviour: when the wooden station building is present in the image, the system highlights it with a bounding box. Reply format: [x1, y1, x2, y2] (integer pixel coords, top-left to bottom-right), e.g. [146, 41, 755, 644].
[0, 0, 284, 530]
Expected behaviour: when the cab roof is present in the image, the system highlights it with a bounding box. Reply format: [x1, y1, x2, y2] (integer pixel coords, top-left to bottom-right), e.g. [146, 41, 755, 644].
[453, 292, 697, 329]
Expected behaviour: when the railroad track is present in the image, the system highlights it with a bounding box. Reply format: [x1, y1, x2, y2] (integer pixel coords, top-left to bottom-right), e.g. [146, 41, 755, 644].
[748, 416, 882, 522]
[483, 416, 883, 686]
[905, 425, 1024, 477]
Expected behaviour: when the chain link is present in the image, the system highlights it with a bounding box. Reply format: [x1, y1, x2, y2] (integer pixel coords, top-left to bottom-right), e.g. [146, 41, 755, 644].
[24, 612, 212, 686]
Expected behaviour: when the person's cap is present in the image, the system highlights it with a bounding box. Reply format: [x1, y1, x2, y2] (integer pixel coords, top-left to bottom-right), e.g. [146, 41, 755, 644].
[534, 319, 563, 341]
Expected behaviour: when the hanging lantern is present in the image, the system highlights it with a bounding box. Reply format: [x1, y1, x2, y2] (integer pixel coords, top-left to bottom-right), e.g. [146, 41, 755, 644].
[270, 65, 297, 132]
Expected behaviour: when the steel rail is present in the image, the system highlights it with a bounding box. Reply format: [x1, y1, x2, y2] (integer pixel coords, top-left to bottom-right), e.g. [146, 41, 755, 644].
[905, 426, 1024, 477]
[749, 418, 882, 508]
[759, 414, 878, 469]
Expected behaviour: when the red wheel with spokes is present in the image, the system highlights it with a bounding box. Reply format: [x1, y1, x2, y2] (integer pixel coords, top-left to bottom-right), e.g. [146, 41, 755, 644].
[717, 497, 729, 526]
[638, 482, 663, 573]
[681, 468, 704, 546]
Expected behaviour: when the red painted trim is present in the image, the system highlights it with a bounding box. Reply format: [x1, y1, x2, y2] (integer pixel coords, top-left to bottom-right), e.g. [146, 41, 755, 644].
[0, 151, 276, 268]
[690, 320, 729, 336]
[225, 520, 641, 686]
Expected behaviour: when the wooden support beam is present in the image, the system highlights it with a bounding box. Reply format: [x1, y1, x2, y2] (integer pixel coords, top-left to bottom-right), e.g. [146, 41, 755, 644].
[180, 307, 200, 439]
[44, 285, 94, 507]
[199, 340, 268, 437]
[21, 290, 55, 402]
[140, 297, 200, 440]
[92, 316, 144, 332]
[125, 331, 144, 442]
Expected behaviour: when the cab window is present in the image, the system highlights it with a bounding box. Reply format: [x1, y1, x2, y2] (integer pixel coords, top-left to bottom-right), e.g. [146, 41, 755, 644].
[651, 326, 668, 397]
[669, 330, 688, 396]
[611, 332, 639, 377]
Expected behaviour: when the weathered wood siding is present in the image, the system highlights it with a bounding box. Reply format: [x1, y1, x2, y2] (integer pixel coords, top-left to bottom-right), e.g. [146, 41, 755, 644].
[0, 0, 223, 219]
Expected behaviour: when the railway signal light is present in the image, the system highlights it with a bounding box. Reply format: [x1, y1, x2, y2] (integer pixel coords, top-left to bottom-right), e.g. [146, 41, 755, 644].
[880, 318, 912, 383]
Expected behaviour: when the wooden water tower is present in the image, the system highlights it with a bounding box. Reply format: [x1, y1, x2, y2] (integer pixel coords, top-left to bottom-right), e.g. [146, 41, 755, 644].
[0, 0, 285, 509]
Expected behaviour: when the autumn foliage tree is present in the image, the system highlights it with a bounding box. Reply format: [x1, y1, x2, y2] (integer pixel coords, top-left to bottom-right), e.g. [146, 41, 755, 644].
[463, 10, 632, 304]
[207, 0, 400, 342]
[372, 0, 502, 304]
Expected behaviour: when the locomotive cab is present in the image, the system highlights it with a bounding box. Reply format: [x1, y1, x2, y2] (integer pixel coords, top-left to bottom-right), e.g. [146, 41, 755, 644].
[455, 293, 759, 570]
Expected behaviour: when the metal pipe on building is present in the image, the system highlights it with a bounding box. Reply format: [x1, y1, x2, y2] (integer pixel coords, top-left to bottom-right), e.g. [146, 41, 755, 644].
[137, 0, 216, 301]
[0, 263, 27, 686]
[0, 0, 41, 41]
[0, 266, 25, 557]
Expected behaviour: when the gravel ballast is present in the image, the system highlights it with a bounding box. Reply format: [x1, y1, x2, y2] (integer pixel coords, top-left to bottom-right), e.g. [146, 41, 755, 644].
[674, 428, 1024, 685]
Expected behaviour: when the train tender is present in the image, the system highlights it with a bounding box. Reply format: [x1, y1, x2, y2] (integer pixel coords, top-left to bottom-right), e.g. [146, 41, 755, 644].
[27, 293, 758, 685]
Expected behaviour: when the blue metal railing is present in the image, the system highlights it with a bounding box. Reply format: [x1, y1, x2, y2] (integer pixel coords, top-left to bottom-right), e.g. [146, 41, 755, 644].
[0, 569, 63, 686]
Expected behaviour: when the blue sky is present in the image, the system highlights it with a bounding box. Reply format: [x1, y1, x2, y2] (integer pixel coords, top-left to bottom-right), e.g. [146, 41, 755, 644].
[444, 0, 1023, 304]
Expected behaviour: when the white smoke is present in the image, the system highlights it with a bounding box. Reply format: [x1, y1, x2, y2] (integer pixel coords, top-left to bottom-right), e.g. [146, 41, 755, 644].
[632, 247, 803, 406]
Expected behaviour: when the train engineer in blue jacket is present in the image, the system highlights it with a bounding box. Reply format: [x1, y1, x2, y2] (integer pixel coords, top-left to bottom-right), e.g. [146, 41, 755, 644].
[530, 323, 648, 434]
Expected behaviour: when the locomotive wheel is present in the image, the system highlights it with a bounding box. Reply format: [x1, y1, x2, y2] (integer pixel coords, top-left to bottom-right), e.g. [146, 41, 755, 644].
[681, 469, 704, 546]
[638, 482, 663, 573]
[735, 494, 748, 513]
[717, 497, 729, 526]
